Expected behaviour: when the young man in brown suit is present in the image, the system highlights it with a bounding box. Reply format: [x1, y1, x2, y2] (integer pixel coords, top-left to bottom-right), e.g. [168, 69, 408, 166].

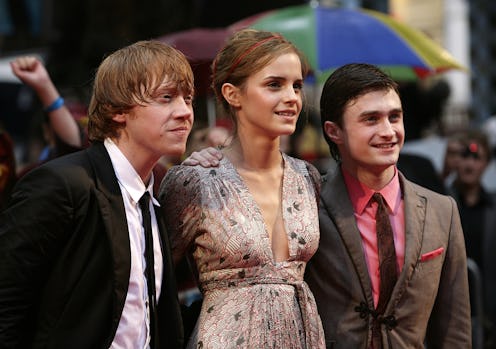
[305, 63, 471, 348]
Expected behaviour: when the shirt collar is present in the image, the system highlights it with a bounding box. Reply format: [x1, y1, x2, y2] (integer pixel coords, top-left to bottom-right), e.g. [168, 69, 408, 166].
[104, 138, 159, 206]
[341, 166, 401, 214]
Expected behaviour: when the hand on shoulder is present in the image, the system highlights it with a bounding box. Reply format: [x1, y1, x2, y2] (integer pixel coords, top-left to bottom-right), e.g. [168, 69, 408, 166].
[182, 147, 223, 167]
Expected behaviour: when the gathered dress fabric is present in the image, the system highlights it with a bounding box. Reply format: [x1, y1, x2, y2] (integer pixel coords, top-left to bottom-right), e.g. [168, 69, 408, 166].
[159, 154, 325, 349]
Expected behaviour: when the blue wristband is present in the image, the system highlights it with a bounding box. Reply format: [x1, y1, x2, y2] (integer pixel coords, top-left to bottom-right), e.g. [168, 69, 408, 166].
[44, 97, 64, 113]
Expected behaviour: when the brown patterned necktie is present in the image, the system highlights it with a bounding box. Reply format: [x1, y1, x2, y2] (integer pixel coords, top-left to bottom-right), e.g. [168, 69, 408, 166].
[371, 192, 397, 349]
[139, 192, 158, 349]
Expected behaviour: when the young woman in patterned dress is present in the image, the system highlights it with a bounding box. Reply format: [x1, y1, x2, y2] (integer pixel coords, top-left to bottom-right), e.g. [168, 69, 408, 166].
[159, 29, 325, 349]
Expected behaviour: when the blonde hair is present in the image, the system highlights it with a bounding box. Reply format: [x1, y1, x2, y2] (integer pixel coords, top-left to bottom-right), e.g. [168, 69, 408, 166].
[87, 40, 194, 142]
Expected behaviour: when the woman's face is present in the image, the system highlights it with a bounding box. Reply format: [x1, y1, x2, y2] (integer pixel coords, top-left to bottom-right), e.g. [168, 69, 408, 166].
[233, 52, 304, 139]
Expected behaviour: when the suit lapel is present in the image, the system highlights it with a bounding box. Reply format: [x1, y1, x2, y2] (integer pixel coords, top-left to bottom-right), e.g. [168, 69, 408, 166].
[322, 169, 428, 311]
[86, 143, 131, 325]
[321, 167, 374, 304]
[391, 173, 425, 307]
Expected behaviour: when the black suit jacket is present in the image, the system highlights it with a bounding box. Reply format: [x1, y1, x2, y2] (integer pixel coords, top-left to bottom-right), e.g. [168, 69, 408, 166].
[0, 142, 183, 349]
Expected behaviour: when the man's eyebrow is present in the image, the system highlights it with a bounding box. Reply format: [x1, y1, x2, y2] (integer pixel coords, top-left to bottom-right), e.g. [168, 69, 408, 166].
[358, 108, 403, 118]
[359, 110, 381, 117]
[154, 85, 177, 94]
[389, 108, 403, 114]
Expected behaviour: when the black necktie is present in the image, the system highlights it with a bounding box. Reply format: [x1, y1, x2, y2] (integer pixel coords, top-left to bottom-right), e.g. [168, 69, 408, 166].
[139, 192, 158, 349]
[371, 192, 397, 349]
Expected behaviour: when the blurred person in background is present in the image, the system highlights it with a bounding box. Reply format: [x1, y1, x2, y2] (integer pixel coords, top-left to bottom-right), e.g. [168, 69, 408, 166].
[396, 152, 446, 194]
[481, 116, 496, 193]
[10, 56, 84, 167]
[447, 129, 496, 349]
[442, 131, 465, 188]
[9, 55, 87, 179]
[1, 57, 70, 210]
[0, 130, 17, 210]
[186, 125, 231, 156]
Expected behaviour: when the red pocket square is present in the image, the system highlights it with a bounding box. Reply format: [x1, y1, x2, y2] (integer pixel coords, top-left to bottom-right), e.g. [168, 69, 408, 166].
[420, 247, 444, 262]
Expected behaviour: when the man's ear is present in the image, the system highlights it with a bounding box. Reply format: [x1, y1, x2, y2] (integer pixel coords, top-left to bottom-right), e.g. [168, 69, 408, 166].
[221, 83, 241, 108]
[112, 113, 127, 124]
[324, 121, 343, 144]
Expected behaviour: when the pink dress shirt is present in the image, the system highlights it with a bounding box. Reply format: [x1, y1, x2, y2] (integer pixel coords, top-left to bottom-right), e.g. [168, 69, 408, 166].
[341, 167, 405, 307]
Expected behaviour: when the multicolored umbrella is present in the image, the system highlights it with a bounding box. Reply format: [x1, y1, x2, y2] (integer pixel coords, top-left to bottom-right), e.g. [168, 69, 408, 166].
[229, 4, 466, 82]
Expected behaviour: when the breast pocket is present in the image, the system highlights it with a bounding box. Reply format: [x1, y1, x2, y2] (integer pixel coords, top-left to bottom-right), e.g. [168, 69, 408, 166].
[414, 247, 445, 275]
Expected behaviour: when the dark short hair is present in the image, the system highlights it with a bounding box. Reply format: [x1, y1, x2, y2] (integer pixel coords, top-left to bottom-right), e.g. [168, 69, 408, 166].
[320, 63, 399, 161]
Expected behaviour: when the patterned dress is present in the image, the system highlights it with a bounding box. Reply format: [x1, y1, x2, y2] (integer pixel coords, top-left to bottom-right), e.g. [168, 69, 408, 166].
[159, 153, 325, 349]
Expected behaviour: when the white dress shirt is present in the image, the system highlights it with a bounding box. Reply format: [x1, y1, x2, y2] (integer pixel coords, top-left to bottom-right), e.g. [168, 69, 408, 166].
[105, 139, 163, 349]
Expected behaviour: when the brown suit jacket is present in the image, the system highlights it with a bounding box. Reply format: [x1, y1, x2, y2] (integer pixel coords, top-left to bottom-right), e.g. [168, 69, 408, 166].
[305, 165, 471, 349]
